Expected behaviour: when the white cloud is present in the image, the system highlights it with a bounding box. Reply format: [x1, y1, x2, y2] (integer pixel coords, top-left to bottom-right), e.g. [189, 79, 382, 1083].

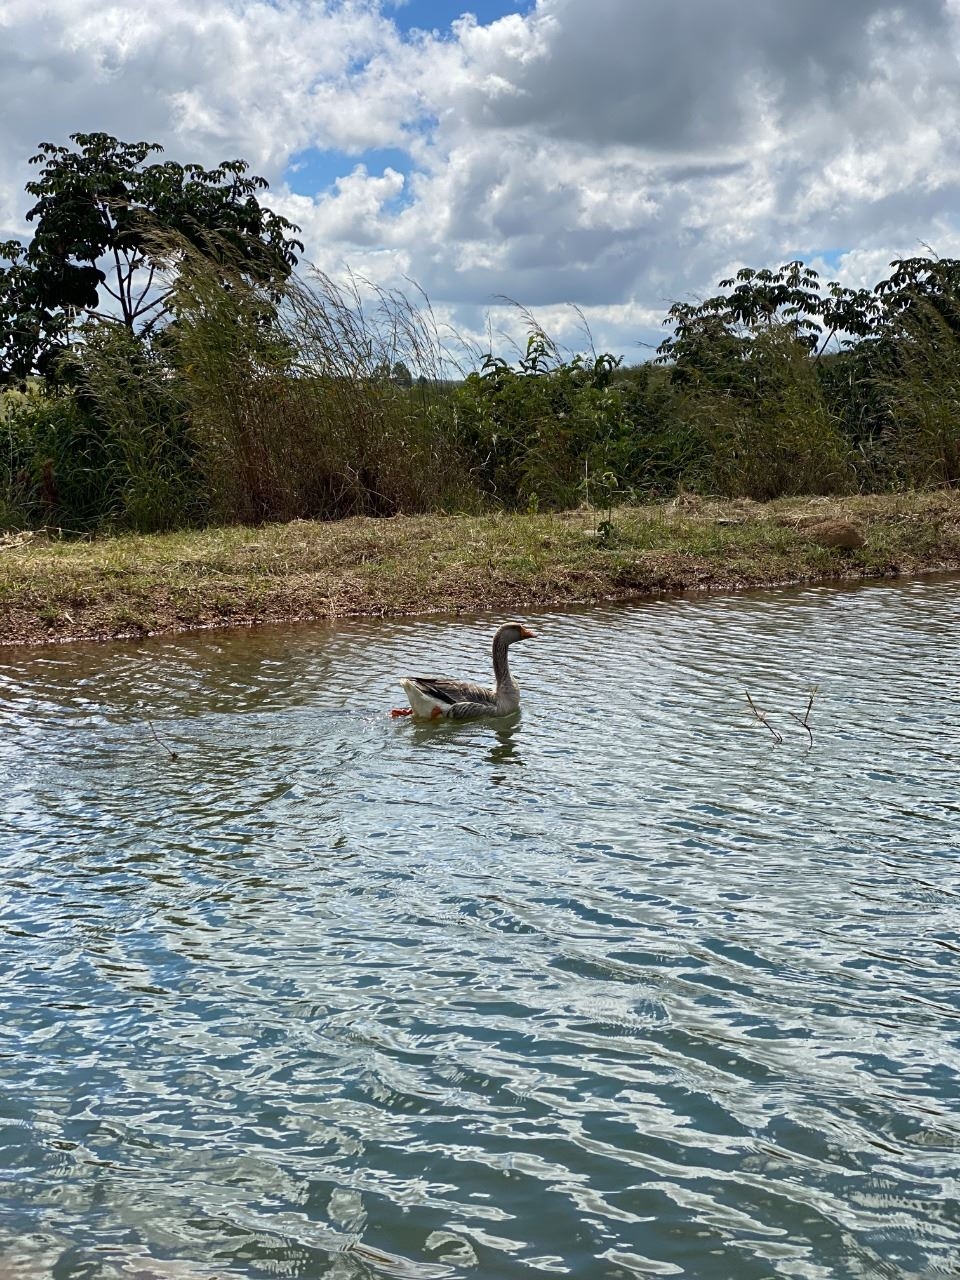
[308, 165, 406, 244]
[2, 0, 960, 359]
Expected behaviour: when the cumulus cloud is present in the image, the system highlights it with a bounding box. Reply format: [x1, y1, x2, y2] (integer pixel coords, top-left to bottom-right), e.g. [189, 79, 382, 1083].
[449, 0, 953, 151]
[2, 0, 960, 358]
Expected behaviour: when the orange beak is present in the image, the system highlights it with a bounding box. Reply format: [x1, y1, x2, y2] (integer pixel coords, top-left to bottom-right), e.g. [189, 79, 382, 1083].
[518, 626, 536, 640]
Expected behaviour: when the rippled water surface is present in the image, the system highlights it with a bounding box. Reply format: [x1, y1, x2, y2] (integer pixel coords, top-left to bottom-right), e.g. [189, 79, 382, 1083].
[2, 577, 960, 1279]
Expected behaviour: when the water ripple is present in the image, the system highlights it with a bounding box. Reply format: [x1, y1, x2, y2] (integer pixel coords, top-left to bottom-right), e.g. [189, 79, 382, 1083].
[1, 576, 959, 1278]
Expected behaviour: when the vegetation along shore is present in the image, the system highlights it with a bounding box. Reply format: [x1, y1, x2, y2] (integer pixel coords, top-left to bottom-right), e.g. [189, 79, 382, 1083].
[2, 492, 958, 647]
[3, 136, 960, 646]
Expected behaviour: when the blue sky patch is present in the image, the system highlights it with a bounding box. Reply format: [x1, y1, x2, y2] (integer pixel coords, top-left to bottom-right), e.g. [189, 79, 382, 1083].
[812, 249, 848, 274]
[385, 0, 535, 37]
[284, 146, 413, 201]
[782, 248, 849, 275]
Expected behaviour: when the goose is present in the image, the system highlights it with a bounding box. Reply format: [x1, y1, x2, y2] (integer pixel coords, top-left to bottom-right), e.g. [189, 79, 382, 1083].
[391, 622, 536, 720]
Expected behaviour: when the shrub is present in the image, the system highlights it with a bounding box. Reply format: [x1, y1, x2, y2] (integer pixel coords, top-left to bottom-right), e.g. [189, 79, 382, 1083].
[68, 325, 206, 530]
[607, 363, 707, 497]
[681, 325, 854, 500]
[880, 298, 960, 488]
[0, 374, 196, 532]
[449, 332, 629, 509]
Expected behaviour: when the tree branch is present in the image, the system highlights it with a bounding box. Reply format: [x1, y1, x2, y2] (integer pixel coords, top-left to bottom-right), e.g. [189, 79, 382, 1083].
[746, 691, 783, 744]
[138, 300, 175, 335]
[99, 279, 125, 306]
[129, 263, 162, 321]
[145, 717, 179, 761]
[786, 685, 819, 749]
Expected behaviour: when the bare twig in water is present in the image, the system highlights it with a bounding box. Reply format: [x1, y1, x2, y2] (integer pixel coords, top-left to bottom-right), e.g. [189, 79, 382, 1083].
[146, 717, 178, 760]
[746, 691, 783, 744]
[787, 684, 819, 748]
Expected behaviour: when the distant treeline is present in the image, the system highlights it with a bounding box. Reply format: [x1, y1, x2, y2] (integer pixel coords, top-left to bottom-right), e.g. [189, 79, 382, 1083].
[2, 252, 959, 534]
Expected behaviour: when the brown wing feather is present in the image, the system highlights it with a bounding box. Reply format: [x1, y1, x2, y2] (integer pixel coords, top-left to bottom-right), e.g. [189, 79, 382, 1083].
[408, 676, 497, 707]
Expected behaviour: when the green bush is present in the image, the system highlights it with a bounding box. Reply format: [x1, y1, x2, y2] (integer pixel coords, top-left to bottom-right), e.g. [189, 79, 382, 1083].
[657, 254, 960, 498]
[607, 363, 708, 496]
[878, 300, 960, 488]
[680, 325, 854, 500]
[0, 331, 205, 533]
[449, 333, 631, 509]
[69, 325, 206, 531]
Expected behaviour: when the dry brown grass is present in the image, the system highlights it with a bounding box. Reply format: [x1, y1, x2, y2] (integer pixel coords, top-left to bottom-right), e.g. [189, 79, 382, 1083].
[1, 490, 958, 646]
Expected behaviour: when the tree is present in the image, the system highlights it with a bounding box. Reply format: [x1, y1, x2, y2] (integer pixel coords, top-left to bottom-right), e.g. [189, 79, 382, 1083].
[0, 132, 303, 384]
[874, 255, 960, 341]
[656, 256, 960, 385]
[656, 261, 827, 390]
[0, 239, 71, 383]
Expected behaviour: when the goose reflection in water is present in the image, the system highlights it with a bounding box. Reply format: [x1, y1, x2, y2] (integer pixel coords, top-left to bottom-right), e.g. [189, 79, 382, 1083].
[405, 710, 524, 783]
[488, 722, 522, 771]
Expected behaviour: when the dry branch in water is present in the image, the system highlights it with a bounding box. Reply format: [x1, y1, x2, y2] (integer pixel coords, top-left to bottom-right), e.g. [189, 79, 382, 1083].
[745, 685, 819, 748]
[745, 691, 783, 744]
[787, 685, 819, 748]
[146, 717, 178, 761]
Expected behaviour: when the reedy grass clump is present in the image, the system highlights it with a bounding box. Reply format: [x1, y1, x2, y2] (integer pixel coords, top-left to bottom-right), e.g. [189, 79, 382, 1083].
[163, 235, 473, 523]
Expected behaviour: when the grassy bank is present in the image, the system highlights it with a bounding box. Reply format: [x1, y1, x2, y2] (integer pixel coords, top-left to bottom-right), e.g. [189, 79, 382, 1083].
[1, 491, 958, 647]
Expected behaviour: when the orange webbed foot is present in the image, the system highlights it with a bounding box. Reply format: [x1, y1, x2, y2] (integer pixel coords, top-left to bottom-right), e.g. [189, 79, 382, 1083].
[430, 706, 443, 719]
[390, 707, 413, 718]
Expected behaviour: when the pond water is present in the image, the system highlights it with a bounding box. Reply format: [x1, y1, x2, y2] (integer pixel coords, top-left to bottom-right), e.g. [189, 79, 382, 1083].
[1, 576, 959, 1280]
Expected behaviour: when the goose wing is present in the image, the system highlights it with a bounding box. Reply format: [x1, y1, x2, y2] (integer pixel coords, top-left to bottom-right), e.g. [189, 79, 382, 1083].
[406, 676, 497, 708]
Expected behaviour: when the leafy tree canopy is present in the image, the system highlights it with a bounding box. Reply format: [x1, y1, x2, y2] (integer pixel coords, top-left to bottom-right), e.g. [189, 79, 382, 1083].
[0, 132, 303, 384]
[656, 255, 960, 388]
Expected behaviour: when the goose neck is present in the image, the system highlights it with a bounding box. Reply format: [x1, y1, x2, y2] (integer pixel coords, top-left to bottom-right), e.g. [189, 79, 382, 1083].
[492, 633, 513, 689]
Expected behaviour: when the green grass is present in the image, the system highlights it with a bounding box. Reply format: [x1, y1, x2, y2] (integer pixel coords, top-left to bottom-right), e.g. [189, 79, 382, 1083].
[2, 491, 958, 646]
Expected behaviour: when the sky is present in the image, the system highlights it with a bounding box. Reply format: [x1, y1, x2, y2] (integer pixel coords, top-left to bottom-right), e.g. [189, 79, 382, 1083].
[2, 0, 959, 364]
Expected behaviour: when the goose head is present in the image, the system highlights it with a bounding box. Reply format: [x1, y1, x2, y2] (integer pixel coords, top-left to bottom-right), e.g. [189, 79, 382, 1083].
[496, 622, 536, 646]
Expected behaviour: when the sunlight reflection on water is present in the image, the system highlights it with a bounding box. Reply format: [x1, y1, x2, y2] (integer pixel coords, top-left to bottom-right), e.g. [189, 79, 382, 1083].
[1, 575, 959, 1278]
